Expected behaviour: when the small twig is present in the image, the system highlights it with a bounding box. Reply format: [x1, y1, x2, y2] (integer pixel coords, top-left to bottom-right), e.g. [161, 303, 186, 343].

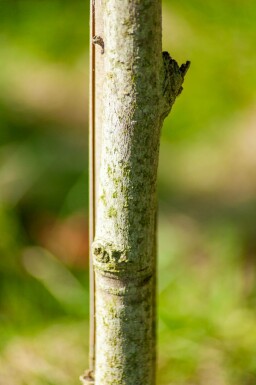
[180, 60, 191, 77]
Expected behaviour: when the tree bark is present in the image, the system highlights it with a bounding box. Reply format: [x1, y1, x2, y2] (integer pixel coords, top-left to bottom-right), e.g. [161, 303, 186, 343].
[85, 1, 189, 385]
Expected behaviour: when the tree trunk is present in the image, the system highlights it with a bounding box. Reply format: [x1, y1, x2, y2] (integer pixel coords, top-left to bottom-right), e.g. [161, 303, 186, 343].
[84, 1, 189, 385]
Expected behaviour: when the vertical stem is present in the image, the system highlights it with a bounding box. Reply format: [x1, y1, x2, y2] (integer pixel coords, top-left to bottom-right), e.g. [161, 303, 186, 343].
[89, 0, 96, 374]
[88, 0, 105, 378]
[86, 1, 189, 385]
[94, 1, 162, 384]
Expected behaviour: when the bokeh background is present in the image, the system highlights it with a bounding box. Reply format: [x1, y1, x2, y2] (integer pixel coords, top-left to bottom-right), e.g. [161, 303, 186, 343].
[1, 0, 256, 384]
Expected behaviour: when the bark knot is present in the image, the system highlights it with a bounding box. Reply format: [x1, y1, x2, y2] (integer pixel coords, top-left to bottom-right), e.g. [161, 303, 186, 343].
[92, 35, 104, 54]
[92, 240, 129, 272]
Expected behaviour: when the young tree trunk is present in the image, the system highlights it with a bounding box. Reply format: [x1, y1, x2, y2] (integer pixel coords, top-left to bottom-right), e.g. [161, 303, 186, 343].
[85, 1, 189, 385]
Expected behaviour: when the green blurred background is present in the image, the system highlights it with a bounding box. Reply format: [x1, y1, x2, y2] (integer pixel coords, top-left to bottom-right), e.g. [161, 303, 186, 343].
[0, 0, 256, 384]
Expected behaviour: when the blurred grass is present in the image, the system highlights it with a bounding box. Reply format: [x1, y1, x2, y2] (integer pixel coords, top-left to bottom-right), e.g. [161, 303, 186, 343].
[0, 0, 256, 384]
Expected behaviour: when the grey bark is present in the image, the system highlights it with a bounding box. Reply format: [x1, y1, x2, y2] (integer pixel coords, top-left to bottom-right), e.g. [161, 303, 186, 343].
[82, 1, 189, 385]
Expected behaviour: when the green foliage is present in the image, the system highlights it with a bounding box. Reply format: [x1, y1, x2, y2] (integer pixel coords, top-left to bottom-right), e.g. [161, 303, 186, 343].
[0, 0, 89, 64]
[162, 0, 256, 142]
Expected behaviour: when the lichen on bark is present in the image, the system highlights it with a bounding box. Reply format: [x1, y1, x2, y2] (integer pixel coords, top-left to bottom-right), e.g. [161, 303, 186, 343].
[88, 1, 189, 385]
